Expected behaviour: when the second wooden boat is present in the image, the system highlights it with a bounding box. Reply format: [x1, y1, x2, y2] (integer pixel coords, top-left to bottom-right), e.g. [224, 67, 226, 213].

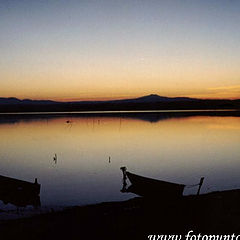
[120, 167, 185, 199]
[0, 175, 41, 207]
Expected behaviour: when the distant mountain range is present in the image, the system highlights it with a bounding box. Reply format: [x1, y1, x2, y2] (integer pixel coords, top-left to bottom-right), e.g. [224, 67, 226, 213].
[0, 97, 55, 105]
[0, 94, 239, 112]
[0, 94, 196, 105]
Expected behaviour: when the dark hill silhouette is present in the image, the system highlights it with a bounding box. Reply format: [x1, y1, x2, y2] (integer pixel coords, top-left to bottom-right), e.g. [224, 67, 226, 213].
[72, 94, 196, 104]
[114, 94, 195, 103]
[0, 97, 56, 105]
[0, 94, 239, 112]
[0, 97, 22, 104]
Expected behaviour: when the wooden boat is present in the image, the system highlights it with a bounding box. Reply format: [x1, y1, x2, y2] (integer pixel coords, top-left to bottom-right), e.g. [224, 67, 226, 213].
[0, 175, 41, 207]
[120, 167, 185, 199]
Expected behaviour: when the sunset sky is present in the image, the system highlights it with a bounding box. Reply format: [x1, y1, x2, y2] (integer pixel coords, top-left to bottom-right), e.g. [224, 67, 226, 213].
[1, 0, 240, 101]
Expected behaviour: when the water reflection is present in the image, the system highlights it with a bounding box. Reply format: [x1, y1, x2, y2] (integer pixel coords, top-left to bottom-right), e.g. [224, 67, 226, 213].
[0, 110, 239, 125]
[0, 111, 239, 208]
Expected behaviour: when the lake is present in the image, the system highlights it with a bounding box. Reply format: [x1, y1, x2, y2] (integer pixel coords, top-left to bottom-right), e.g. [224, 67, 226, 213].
[0, 111, 240, 210]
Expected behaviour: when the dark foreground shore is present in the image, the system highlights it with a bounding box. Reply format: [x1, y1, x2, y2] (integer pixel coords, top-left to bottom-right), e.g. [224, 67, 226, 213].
[1, 189, 240, 240]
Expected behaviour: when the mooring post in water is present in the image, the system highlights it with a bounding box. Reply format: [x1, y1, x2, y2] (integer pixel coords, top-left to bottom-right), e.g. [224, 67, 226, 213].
[197, 177, 204, 195]
[120, 167, 127, 192]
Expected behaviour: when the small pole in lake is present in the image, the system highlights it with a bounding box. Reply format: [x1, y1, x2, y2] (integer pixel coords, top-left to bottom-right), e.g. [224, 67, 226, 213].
[53, 153, 57, 164]
[197, 177, 204, 195]
[109, 156, 111, 163]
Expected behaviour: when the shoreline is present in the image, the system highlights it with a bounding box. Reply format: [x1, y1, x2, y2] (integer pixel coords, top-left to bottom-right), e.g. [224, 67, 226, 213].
[0, 109, 239, 114]
[1, 189, 240, 239]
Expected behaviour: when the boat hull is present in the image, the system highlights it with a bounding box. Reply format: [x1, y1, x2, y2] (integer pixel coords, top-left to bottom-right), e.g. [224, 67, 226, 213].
[124, 171, 185, 199]
[0, 175, 41, 207]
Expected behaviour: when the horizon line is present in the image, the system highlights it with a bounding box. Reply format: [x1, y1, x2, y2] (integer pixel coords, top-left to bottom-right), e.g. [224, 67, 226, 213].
[1, 94, 240, 102]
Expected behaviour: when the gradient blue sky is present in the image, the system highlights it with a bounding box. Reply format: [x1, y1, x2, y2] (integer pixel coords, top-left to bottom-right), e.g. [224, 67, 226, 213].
[0, 0, 240, 100]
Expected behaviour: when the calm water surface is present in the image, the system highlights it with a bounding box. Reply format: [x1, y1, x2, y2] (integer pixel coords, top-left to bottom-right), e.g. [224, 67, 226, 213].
[0, 112, 240, 209]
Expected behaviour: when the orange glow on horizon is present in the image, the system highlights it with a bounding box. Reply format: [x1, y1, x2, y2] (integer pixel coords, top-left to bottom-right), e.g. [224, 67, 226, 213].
[1, 80, 239, 102]
[1, 92, 239, 102]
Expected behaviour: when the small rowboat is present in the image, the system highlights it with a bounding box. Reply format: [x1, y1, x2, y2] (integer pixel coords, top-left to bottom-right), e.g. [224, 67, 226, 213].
[0, 175, 41, 207]
[120, 167, 185, 199]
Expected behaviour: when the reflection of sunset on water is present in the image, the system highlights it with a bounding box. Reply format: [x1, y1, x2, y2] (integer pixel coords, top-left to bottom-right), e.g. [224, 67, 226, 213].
[0, 114, 239, 207]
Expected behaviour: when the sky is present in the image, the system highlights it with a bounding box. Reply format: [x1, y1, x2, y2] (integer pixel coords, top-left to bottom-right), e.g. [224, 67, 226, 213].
[0, 0, 240, 101]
